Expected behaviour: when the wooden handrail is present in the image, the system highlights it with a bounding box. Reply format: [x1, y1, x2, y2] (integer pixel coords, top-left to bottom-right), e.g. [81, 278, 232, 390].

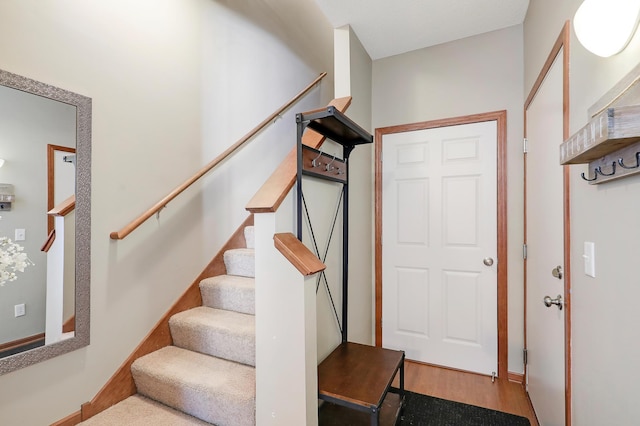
[48, 195, 75, 217]
[110, 72, 327, 240]
[42, 195, 76, 253]
[41, 230, 56, 253]
[273, 232, 325, 276]
[245, 96, 352, 213]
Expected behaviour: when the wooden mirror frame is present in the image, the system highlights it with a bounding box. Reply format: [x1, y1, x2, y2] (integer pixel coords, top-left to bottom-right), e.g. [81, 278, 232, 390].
[0, 68, 91, 375]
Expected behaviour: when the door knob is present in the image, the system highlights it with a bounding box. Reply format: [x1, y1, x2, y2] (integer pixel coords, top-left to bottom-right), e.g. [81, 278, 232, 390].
[552, 265, 563, 279]
[483, 257, 494, 266]
[543, 295, 563, 310]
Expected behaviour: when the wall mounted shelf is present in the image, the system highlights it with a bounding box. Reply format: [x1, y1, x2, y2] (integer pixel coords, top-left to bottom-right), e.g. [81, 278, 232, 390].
[560, 104, 640, 184]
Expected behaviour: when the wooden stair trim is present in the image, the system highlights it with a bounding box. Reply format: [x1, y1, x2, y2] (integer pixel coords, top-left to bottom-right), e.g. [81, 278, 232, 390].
[48, 195, 75, 217]
[245, 96, 352, 213]
[42, 195, 76, 252]
[0, 333, 45, 353]
[76, 215, 254, 423]
[273, 232, 325, 276]
[62, 315, 75, 333]
[50, 411, 82, 426]
[41, 229, 55, 253]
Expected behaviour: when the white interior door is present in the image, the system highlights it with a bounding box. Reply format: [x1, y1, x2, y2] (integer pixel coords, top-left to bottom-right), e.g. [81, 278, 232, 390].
[525, 50, 566, 425]
[381, 121, 498, 375]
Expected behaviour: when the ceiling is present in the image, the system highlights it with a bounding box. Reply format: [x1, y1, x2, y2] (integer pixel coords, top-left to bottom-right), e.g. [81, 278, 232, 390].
[314, 0, 530, 60]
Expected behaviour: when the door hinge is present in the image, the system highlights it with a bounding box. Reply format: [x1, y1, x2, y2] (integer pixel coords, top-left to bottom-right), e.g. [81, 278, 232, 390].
[523, 243, 528, 260]
[523, 138, 528, 153]
[523, 348, 528, 366]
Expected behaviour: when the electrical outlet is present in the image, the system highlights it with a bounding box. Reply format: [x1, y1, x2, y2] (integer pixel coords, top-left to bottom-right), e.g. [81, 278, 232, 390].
[14, 228, 25, 241]
[14, 303, 25, 317]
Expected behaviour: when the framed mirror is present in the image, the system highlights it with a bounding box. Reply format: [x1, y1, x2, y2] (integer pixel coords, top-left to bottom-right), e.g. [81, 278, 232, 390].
[0, 68, 91, 374]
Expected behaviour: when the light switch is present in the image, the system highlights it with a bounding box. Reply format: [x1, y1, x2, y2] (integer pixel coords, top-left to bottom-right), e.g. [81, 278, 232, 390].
[583, 242, 595, 278]
[14, 303, 25, 317]
[14, 228, 25, 241]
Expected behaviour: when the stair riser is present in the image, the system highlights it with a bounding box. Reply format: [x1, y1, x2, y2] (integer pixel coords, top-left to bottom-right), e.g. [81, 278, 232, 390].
[131, 347, 255, 426]
[172, 328, 255, 367]
[200, 279, 255, 315]
[223, 249, 255, 278]
[134, 371, 255, 426]
[244, 226, 255, 249]
[170, 310, 255, 366]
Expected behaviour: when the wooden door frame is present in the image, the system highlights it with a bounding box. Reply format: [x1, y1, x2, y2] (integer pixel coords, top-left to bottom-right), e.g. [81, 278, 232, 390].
[523, 21, 571, 426]
[374, 110, 508, 380]
[47, 143, 76, 234]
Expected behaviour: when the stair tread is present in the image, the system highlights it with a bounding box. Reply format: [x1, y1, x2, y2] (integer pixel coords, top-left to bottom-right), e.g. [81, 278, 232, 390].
[78, 394, 212, 425]
[225, 247, 255, 253]
[200, 275, 255, 315]
[170, 306, 255, 366]
[132, 346, 255, 426]
[171, 306, 255, 326]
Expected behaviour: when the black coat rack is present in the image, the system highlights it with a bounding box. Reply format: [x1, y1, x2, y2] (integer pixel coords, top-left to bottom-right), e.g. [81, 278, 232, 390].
[295, 106, 372, 343]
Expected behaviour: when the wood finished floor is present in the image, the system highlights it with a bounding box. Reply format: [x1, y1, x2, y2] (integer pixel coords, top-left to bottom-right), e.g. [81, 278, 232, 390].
[394, 361, 539, 426]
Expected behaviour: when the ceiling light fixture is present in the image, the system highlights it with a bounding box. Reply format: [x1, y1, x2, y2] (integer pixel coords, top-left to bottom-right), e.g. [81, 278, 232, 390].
[574, 0, 640, 57]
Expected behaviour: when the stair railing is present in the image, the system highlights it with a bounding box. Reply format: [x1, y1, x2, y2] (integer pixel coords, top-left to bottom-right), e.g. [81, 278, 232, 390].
[42, 195, 76, 345]
[109, 72, 327, 240]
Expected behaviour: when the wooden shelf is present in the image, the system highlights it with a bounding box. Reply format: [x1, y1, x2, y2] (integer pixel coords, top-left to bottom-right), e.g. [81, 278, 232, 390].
[297, 106, 373, 148]
[560, 105, 640, 165]
[560, 104, 640, 184]
[318, 342, 405, 425]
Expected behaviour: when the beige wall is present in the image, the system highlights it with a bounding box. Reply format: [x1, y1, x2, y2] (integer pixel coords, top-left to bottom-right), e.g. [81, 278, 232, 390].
[0, 0, 334, 424]
[341, 27, 374, 347]
[346, 27, 374, 347]
[314, 26, 373, 361]
[372, 25, 526, 374]
[525, 1, 640, 424]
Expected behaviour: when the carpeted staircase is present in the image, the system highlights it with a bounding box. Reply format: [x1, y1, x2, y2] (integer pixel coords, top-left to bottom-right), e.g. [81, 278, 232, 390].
[80, 227, 257, 426]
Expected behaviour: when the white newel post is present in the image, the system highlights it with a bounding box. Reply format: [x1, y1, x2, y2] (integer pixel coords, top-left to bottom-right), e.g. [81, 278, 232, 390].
[45, 215, 65, 345]
[254, 212, 318, 426]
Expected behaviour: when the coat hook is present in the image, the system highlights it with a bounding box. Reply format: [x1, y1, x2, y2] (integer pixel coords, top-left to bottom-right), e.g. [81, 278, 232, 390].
[618, 152, 640, 169]
[325, 153, 336, 172]
[311, 150, 323, 168]
[596, 161, 616, 177]
[581, 168, 598, 181]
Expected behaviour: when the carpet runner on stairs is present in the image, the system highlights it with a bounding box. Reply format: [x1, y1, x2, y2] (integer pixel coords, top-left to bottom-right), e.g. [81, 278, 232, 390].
[80, 226, 257, 426]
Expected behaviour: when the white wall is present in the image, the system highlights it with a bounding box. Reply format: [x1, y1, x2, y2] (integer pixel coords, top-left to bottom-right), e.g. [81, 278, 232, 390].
[0, 0, 335, 424]
[344, 27, 374, 347]
[372, 25, 526, 374]
[525, 1, 640, 424]
[318, 26, 373, 359]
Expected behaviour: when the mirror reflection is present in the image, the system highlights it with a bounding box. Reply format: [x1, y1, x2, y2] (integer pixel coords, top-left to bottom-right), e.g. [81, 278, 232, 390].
[0, 69, 90, 374]
[0, 84, 76, 357]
